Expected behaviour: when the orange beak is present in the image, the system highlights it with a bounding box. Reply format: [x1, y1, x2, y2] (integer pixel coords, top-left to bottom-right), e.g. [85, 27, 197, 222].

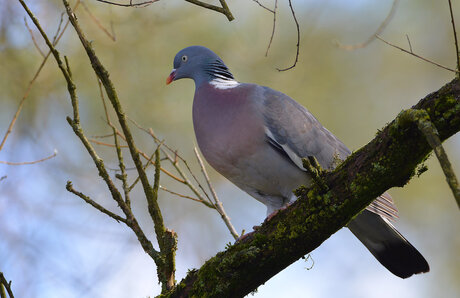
[166, 69, 176, 85]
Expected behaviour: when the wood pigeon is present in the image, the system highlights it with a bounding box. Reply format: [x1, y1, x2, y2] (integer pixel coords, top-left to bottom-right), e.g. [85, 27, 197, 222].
[166, 46, 429, 278]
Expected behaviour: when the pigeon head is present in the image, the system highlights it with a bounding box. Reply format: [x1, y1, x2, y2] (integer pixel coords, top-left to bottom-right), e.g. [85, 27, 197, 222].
[166, 46, 235, 87]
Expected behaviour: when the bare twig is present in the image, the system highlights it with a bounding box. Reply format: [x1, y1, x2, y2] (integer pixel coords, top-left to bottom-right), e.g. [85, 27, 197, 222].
[0, 1, 80, 153]
[277, 0, 300, 71]
[94, 0, 158, 8]
[128, 149, 156, 192]
[129, 118, 212, 199]
[0, 272, 14, 298]
[92, 132, 116, 139]
[159, 185, 214, 208]
[24, 18, 45, 57]
[251, 0, 274, 13]
[0, 150, 58, 165]
[66, 181, 128, 223]
[194, 148, 239, 240]
[89, 128, 186, 183]
[18, 0, 162, 274]
[82, 1, 116, 41]
[90, 138, 128, 148]
[52, 12, 65, 44]
[128, 119, 240, 231]
[184, 0, 234, 21]
[376, 35, 459, 73]
[448, 0, 460, 77]
[335, 0, 399, 50]
[97, 79, 130, 206]
[265, 0, 278, 57]
[60, 0, 176, 289]
[406, 34, 413, 53]
[95, 0, 234, 21]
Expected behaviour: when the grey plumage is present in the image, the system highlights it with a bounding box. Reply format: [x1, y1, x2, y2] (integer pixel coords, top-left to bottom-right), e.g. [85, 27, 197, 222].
[167, 45, 429, 278]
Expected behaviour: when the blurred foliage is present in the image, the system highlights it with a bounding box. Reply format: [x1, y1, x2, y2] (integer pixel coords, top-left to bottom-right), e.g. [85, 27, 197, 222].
[0, 0, 459, 297]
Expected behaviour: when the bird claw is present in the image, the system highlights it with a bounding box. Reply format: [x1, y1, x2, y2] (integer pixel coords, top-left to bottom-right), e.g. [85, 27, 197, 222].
[264, 202, 294, 222]
[236, 230, 255, 242]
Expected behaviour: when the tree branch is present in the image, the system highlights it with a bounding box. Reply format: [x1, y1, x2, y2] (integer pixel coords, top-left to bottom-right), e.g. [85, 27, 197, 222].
[276, 0, 300, 71]
[448, 0, 460, 77]
[18, 0, 175, 290]
[376, 35, 458, 74]
[162, 78, 460, 297]
[184, 0, 234, 21]
[60, 0, 177, 290]
[0, 272, 14, 298]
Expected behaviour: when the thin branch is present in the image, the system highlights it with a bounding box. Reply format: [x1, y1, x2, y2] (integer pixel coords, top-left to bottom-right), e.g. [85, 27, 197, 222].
[82, 1, 116, 41]
[89, 125, 187, 183]
[0, 150, 57, 165]
[252, 0, 274, 13]
[184, 0, 234, 21]
[0, 1, 80, 153]
[24, 18, 45, 57]
[97, 79, 130, 206]
[406, 34, 413, 53]
[448, 0, 460, 77]
[129, 118, 212, 198]
[160, 186, 214, 208]
[376, 35, 459, 73]
[94, 0, 234, 21]
[94, 0, 158, 8]
[92, 132, 116, 139]
[52, 12, 65, 44]
[90, 138, 128, 148]
[265, 0, 278, 57]
[0, 272, 14, 298]
[66, 181, 128, 223]
[60, 1, 175, 289]
[18, 0, 161, 269]
[128, 149, 156, 192]
[335, 0, 399, 50]
[127, 119, 236, 218]
[194, 148, 239, 239]
[277, 0, 300, 71]
[89, 131, 186, 183]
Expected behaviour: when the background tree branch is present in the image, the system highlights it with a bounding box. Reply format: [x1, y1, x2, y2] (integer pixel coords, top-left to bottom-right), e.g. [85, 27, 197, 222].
[163, 78, 460, 297]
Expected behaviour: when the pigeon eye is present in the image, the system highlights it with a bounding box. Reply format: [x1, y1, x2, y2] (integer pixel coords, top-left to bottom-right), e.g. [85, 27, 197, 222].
[182, 55, 188, 62]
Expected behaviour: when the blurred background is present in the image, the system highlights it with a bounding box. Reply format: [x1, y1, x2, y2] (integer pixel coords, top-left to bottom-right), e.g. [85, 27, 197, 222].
[1, 0, 459, 297]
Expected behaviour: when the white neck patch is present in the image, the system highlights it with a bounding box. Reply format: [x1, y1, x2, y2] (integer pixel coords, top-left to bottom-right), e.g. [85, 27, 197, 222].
[209, 78, 240, 90]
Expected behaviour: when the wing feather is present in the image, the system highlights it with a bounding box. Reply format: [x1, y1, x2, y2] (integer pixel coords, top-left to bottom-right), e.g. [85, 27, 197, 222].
[258, 85, 398, 221]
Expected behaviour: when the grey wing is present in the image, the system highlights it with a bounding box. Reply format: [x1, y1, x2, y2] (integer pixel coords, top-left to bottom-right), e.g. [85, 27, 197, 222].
[259, 86, 398, 220]
[260, 86, 350, 170]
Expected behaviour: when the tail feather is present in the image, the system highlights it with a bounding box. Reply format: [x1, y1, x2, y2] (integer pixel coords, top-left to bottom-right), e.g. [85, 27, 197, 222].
[348, 210, 429, 278]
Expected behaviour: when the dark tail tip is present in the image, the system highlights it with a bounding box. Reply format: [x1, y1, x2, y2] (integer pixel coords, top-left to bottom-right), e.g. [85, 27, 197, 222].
[348, 210, 430, 278]
[374, 240, 430, 278]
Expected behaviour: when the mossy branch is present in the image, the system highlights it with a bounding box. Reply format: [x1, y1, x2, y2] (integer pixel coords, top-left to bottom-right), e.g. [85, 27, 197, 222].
[302, 156, 328, 192]
[401, 109, 460, 207]
[162, 79, 460, 297]
[0, 272, 14, 298]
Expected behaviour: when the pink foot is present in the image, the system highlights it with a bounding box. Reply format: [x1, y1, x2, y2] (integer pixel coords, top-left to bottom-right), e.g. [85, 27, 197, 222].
[264, 202, 294, 222]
